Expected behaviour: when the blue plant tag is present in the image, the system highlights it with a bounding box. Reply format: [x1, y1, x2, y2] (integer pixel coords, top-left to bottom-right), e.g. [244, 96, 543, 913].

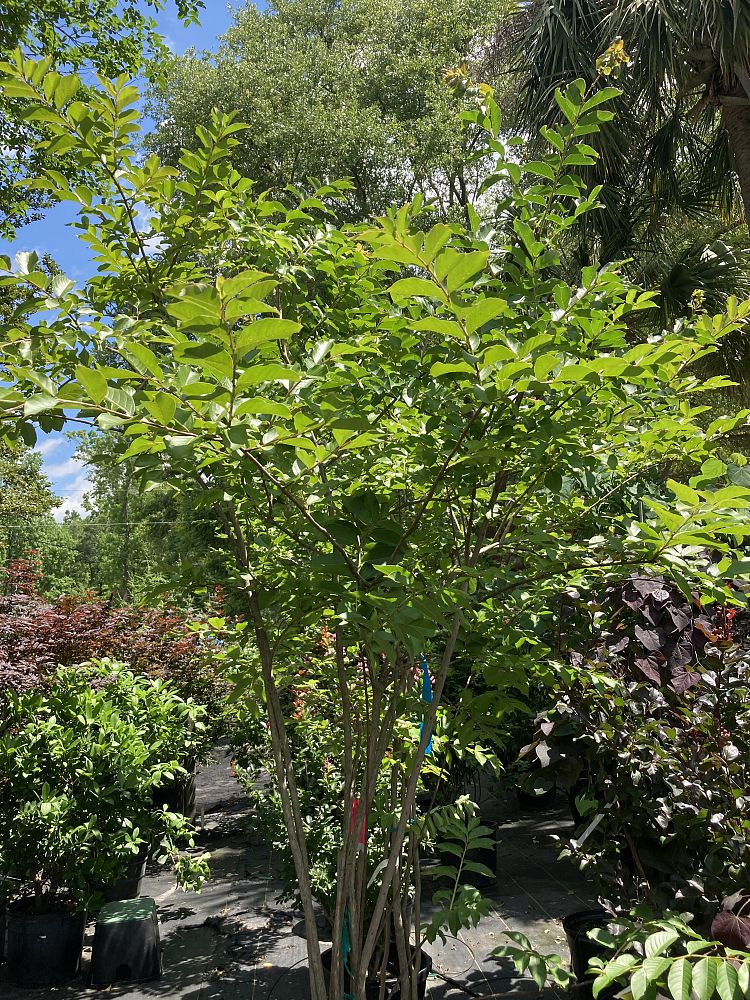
[420, 655, 433, 754]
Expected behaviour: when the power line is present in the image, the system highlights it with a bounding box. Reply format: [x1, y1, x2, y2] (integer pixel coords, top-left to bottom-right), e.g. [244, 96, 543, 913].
[2, 520, 190, 529]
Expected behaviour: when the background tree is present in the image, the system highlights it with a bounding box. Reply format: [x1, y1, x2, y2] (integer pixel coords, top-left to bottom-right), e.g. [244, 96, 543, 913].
[504, 1, 750, 323]
[0, 0, 203, 236]
[0, 443, 59, 570]
[148, 0, 512, 221]
[69, 431, 223, 601]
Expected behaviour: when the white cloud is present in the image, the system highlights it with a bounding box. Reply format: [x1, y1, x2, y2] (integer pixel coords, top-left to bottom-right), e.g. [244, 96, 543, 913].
[53, 472, 92, 522]
[36, 437, 65, 459]
[45, 456, 87, 481]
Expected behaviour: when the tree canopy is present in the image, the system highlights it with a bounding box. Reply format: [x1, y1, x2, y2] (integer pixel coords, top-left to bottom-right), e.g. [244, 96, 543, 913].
[148, 0, 511, 220]
[0, 0, 203, 236]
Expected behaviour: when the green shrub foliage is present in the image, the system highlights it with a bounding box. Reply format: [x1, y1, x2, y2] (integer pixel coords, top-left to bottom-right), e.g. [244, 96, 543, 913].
[0, 660, 209, 911]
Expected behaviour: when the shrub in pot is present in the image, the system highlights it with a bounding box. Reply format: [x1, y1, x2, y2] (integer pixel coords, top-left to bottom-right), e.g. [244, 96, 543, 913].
[0, 660, 210, 985]
[521, 578, 750, 926]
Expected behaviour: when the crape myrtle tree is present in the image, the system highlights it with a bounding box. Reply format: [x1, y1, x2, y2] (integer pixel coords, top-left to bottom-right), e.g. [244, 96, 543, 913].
[2, 55, 750, 999]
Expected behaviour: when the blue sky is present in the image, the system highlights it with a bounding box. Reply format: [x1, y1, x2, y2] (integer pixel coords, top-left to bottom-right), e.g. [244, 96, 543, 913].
[6, 2, 240, 519]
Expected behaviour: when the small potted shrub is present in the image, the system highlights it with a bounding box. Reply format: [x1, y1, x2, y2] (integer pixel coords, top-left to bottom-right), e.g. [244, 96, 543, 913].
[0, 661, 210, 986]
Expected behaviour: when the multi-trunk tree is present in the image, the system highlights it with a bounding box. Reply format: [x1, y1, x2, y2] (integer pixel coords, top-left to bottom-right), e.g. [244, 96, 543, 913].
[2, 57, 750, 1000]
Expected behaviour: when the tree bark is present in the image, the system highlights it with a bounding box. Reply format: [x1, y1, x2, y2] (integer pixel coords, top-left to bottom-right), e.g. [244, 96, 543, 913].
[721, 80, 750, 236]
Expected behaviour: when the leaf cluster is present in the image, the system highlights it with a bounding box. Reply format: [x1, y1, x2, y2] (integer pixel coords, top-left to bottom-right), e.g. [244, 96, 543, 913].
[0, 660, 210, 909]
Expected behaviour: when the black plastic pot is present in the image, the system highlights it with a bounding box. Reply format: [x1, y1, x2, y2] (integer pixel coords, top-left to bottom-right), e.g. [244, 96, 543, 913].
[155, 763, 197, 820]
[103, 844, 150, 902]
[515, 783, 557, 812]
[563, 909, 617, 1000]
[321, 946, 432, 1000]
[5, 901, 86, 987]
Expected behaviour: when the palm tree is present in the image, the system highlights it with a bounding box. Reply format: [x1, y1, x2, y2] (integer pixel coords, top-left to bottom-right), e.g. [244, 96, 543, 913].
[502, 0, 750, 321]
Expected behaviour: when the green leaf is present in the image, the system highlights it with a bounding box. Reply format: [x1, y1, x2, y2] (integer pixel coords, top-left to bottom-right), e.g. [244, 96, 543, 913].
[438, 250, 489, 294]
[727, 463, 750, 487]
[716, 962, 739, 1000]
[145, 395, 177, 425]
[545, 470, 563, 492]
[641, 956, 671, 983]
[236, 364, 301, 387]
[234, 397, 292, 419]
[667, 480, 701, 506]
[75, 366, 108, 405]
[167, 284, 222, 328]
[692, 958, 718, 1000]
[389, 277, 441, 301]
[23, 393, 58, 416]
[631, 967, 651, 1000]
[667, 958, 691, 1000]
[173, 341, 233, 380]
[701, 458, 727, 481]
[121, 343, 162, 377]
[235, 318, 300, 353]
[554, 87, 578, 123]
[97, 413, 128, 430]
[592, 954, 638, 997]
[581, 87, 622, 113]
[527, 954, 547, 989]
[460, 297, 508, 334]
[15, 251, 39, 275]
[644, 931, 680, 958]
[411, 317, 464, 338]
[429, 362, 476, 378]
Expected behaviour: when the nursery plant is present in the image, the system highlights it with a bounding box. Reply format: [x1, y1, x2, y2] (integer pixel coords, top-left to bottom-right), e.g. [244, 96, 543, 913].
[522, 578, 750, 924]
[498, 909, 750, 1000]
[3, 54, 750, 999]
[0, 660, 210, 911]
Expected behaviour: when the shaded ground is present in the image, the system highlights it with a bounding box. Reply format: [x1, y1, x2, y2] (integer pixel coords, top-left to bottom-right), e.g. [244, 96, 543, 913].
[1, 754, 594, 999]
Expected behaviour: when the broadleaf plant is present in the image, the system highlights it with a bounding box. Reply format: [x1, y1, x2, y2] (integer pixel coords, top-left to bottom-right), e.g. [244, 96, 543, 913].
[1, 58, 750, 999]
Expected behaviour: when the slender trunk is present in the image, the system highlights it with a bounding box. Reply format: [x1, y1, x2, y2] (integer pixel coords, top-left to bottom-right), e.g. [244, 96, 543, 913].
[721, 83, 750, 236]
[247, 592, 328, 1000]
[357, 611, 463, 992]
[120, 467, 131, 600]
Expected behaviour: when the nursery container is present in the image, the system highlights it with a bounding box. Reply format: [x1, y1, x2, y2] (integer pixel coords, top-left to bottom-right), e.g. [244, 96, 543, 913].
[563, 909, 618, 1000]
[156, 761, 197, 819]
[5, 901, 86, 987]
[322, 946, 432, 1000]
[103, 844, 150, 902]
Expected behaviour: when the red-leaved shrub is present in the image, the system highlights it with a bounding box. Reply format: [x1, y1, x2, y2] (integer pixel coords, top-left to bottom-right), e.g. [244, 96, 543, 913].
[0, 557, 223, 705]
